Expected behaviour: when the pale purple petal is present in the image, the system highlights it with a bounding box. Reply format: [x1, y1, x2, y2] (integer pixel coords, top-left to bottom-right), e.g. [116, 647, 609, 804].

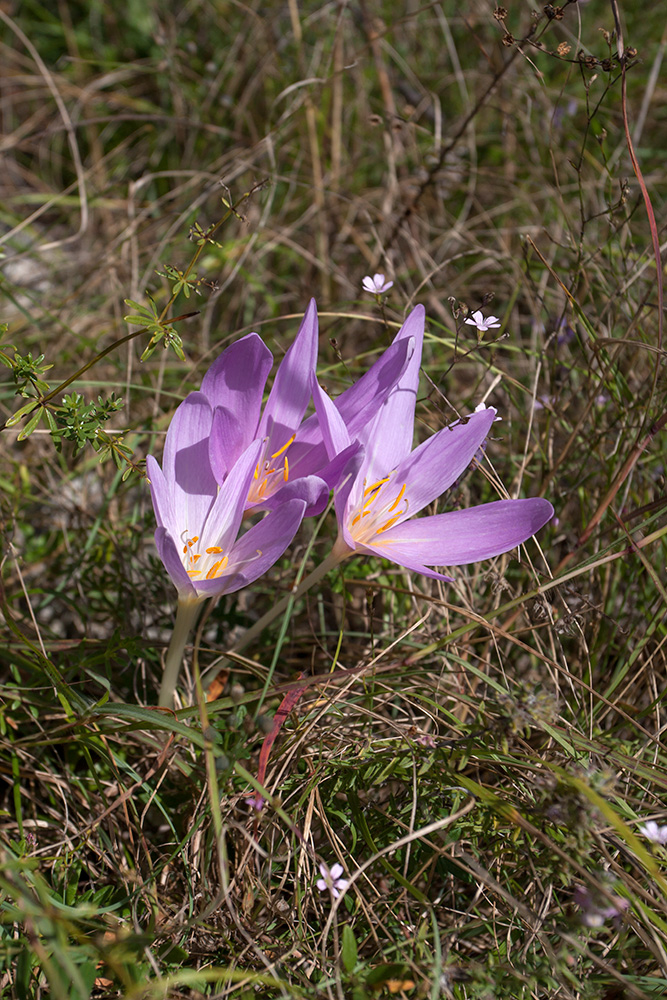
[200, 333, 272, 436]
[209, 405, 246, 482]
[389, 408, 497, 519]
[360, 305, 425, 480]
[311, 374, 353, 460]
[334, 336, 414, 440]
[355, 538, 455, 582]
[146, 454, 175, 534]
[368, 498, 553, 567]
[259, 299, 318, 451]
[198, 498, 306, 595]
[161, 392, 217, 531]
[330, 863, 344, 880]
[154, 527, 198, 599]
[258, 475, 330, 516]
[281, 336, 413, 484]
[200, 439, 264, 554]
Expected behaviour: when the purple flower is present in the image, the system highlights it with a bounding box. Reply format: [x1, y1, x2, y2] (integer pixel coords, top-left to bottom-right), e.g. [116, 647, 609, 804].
[197, 299, 330, 516]
[362, 272, 393, 295]
[146, 394, 307, 603]
[199, 300, 415, 517]
[465, 310, 501, 333]
[573, 885, 629, 928]
[313, 306, 554, 578]
[639, 820, 667, 845]
[316, 862, 349, 898]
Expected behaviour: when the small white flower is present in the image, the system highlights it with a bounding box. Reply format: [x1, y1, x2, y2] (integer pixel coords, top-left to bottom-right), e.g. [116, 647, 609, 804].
[362, 273, 393, 295]
[639, 820, 667, 845]
[465, 310, 501, 333]
[474, 402, 502, 422]
[316, 862, 349, 898]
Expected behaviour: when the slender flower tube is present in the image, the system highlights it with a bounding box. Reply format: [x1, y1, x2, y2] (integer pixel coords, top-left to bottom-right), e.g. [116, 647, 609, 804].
[146, 392, 307, 705]
[312, 310, 554, 577]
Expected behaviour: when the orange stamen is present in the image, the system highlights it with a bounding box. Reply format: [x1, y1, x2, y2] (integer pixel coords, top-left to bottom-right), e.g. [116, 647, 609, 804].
[206, 561, 223, 580]
[206, 546, 223, 554]
[387, 483, 407, 513]
[271, 434, 295, 460]
[363, 476, 390, 498]
[377, 514, 401, 533]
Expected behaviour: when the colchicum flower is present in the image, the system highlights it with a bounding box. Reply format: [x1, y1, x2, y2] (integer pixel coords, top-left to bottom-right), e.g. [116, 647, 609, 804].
[362, 272, 393, 295]
[313, 304, 553, 577]
[316, 862, 349, 898]
[146, 393, 308, 706]
[147, 396, 307, 605]
[465, 310, 501, 333]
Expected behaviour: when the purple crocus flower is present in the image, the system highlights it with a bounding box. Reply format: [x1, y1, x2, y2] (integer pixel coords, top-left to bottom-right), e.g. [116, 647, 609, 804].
[313, 307, 554, 577]
[146, 393, 307, 604]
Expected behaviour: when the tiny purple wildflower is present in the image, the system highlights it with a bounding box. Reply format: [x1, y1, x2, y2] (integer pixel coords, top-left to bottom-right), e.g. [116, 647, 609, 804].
[639, 820, 667, 845]
[465, 310, 501, 333]
[316, 862, 349, 898]
[573, 885, 629, 928]
[245, 796, 265, 812]
[362, 273, 393, 295]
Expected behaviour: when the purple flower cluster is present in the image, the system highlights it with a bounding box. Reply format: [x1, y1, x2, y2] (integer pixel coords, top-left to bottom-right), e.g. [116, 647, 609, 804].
[147, 301, 553, 605]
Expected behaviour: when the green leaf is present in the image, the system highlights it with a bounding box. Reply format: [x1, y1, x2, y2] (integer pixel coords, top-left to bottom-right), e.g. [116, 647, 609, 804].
[17, 408, 42, 441]
[6, 400, 38, 427]
[341, 924, 358, 973]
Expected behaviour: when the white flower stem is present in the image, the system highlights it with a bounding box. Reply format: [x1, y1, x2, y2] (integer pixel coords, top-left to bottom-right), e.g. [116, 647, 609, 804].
[159, 598, 202, 708]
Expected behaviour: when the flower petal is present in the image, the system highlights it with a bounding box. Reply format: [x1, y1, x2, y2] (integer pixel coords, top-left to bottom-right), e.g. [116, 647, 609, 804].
[200, 333, 272, 439]
[200, 438, 264, 554]
[367, 498, 554, 567]
[360, 305, 425, 480]
[209, 405, 246, 483]
[259, 299, 318, 451]
[196, 498, 307, 595]
[258, 474, 331, 517]
[154, 527, 198, 599]
[161, 392, 217, 532]
[390, 408, 497, 519]
[284, 335, 413, 483]
[330, 863, 344, 880]
[146, 454, 175, 535]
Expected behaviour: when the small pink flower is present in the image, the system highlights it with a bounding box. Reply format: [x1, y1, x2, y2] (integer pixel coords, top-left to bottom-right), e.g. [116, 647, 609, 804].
[573, 885, 628, 927]
[639, 820, 667, 845]
[465, 310, 501, 333]
[362, 273, 393, 295]
[245, 795, 265, 812]
[316, 862, 349, 898]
